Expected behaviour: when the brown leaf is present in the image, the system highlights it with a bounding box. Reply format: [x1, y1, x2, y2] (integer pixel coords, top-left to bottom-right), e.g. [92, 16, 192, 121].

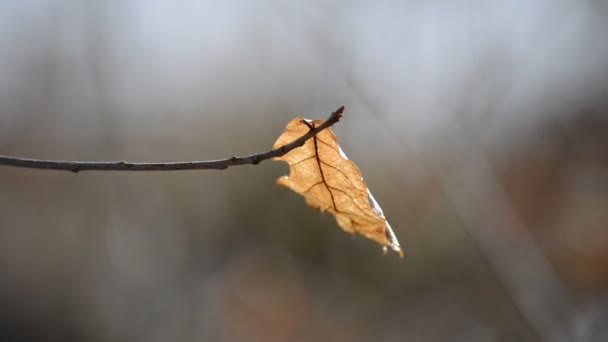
[273, 117, 403, 257]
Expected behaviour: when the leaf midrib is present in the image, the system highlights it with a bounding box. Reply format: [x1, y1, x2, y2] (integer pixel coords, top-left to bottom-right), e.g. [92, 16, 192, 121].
[312, 129, 337, 212]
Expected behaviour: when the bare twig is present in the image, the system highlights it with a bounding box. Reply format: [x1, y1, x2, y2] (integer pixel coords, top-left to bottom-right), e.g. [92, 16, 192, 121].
[0, 106, 344, 173]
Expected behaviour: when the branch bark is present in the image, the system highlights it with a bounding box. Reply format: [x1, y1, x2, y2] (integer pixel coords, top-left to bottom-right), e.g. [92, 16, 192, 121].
[0, 106, 344, 173]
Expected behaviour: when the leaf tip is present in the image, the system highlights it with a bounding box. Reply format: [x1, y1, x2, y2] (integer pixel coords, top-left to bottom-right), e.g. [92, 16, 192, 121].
[383, 245, 405, 258]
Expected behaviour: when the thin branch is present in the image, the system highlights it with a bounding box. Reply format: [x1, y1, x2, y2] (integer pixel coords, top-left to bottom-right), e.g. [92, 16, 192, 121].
[0, 106, 344, 173]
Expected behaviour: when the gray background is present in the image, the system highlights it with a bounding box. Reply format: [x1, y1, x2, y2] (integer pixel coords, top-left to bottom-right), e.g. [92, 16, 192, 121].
[1, 1, 607, 341]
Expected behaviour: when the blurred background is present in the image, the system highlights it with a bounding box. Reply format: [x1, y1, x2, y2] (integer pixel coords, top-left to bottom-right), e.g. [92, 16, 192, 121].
[1, 1, 607, 341]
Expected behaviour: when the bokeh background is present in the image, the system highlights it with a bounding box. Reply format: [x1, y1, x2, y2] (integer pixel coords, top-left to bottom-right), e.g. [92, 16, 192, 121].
[1, 1, 608, 341]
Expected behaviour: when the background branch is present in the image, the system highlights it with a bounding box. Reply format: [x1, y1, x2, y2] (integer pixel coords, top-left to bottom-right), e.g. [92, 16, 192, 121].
[0, 106, 344, 173]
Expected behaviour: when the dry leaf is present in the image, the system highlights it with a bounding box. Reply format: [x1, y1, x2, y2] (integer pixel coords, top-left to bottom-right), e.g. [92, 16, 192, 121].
[273, 117, 403, 257]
